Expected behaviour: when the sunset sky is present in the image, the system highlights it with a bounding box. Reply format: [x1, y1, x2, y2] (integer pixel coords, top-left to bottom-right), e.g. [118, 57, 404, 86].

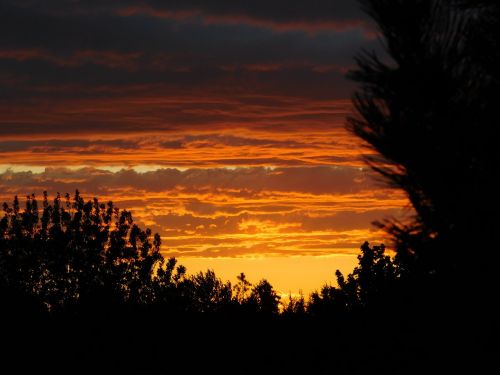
[0, 0, 409, 295]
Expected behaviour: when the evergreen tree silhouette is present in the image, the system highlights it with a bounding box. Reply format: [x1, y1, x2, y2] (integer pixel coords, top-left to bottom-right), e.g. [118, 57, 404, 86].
[347, 2, 499, 371]
[348, 0, 500, 279]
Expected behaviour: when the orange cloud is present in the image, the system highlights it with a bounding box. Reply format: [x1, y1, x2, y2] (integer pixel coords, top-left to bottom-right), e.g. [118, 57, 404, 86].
[0, 96, 376, 168]
[0, 167, 410, 259]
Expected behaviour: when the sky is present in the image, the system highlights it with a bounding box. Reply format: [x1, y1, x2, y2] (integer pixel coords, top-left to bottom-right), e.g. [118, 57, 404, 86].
[0, 0, 409, 295]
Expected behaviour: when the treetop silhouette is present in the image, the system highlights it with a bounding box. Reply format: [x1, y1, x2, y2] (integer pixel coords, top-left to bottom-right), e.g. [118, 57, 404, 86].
[0, 192, 285, 316]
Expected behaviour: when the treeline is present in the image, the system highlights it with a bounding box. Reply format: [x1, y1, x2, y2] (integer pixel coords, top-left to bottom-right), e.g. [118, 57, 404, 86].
[0, 192, 411, 374]
[0, 192, 398, 318]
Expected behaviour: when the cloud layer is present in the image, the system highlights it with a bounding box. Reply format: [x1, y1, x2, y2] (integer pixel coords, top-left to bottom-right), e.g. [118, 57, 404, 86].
[0, 0, 380, 139]
[0, 166, 409, 258]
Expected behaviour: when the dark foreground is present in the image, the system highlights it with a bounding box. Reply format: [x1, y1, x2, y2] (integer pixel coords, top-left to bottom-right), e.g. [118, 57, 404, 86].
[2, 300, 496, 374]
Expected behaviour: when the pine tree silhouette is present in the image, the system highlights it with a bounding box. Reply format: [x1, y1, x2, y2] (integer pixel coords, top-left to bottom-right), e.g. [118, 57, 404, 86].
[348, 0, 500, 279]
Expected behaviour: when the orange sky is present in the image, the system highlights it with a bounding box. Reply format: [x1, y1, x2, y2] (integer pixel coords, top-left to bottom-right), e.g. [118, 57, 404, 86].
[0, 0, 409, 295]
[0, 138, 409, 295]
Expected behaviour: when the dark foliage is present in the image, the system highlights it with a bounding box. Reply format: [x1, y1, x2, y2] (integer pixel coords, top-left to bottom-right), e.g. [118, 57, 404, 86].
[0, 191, 163, 313]
[345, 0, 499, 371]
[348, 0, 500, 278]
[0, 192, 493, 373]
[308, 242, 399, 316]
[0, 192, 283, 318]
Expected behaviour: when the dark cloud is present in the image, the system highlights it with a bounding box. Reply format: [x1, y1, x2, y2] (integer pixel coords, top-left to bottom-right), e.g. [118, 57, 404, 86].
[0, 1, 370, 64]
[0, 0, 377, 144]
[0, 134, 324, 152]
[0, 139, 139, 152]
[2, 1, 367, 29]
[147, 0, 364, 24]
[0, 166, 376, 195]
[0, 98, 354, 146]
[299, 210, 404, 231]
[155, 209, 402, 237]
[0, 0, 375, 106]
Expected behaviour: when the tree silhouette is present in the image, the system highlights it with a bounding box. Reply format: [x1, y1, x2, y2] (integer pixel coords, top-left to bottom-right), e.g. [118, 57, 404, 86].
[0, 191, 163, 312]
[248, 279, 281, 315]
[308, 242, 399, 315]
[348, 0, 500, 278]
[1, 189, 489, 373]
[233, 272, 252, 304]
[184, 269, 233, 313]
[282, 292, 306, 316]
[346, 3, 499, 370]
[150, 256, 189, 312]
[0, 192, 285, 317]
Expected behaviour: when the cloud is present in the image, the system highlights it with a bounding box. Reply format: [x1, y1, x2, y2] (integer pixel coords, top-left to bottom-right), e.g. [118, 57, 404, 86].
[0, 166, 379, 195]
[0, 0, 378, 111]
[0, 95, 354, 137]
[0, 0, 378, 159]
[0, 1, 372, 67]
[0, 166, 409, 257]
[3, 1, 370, 31]
[0, 99, 374, 168]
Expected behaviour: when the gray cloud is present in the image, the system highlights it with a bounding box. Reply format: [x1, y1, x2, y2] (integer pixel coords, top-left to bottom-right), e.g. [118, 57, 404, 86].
[0, 166, 376, 195]
[0, 0, 376, 105]
[3, 1, 367, 28]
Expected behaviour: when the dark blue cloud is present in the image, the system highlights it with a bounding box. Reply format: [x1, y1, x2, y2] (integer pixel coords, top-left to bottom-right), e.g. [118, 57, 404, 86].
[0, 0, 376, 134]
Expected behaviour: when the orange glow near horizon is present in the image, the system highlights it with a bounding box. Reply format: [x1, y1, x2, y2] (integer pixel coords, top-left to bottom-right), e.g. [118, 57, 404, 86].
[0, 96, 409, 294]
[179, 255, 360, 297]
[0, 162, 410, 295]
